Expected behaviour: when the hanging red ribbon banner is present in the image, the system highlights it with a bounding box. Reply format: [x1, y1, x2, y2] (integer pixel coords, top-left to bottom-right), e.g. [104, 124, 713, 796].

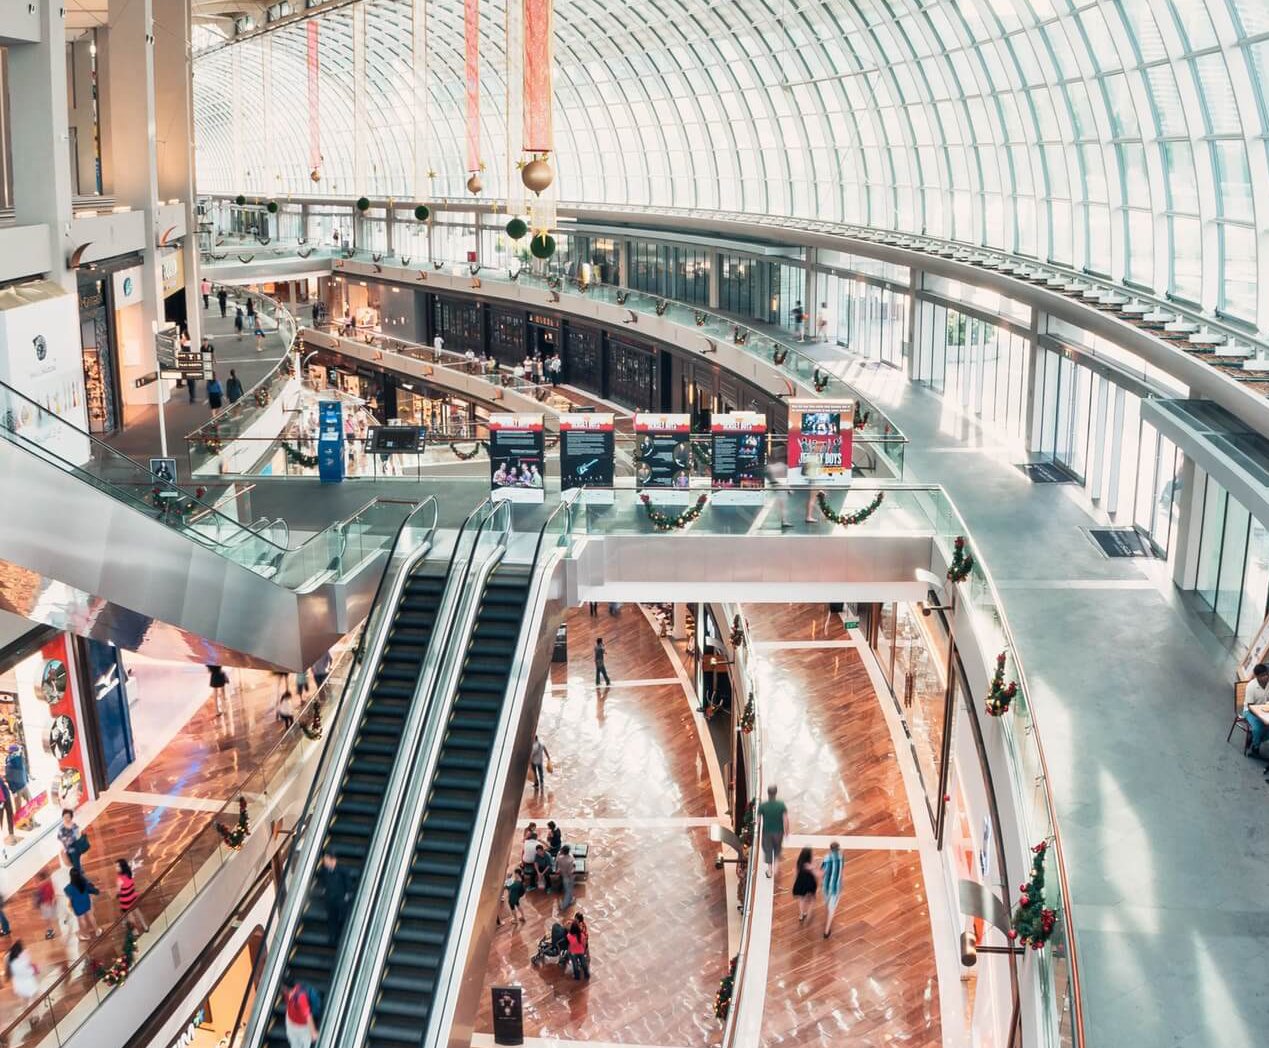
[522, 0, 553, 153]
[465, 0, 481, 172]
[307, 20, 321, 173]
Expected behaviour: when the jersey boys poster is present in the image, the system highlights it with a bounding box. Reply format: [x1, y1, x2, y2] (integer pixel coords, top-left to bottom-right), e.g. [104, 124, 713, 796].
[489, 413, 546, 503]
[711, 412, 767, 504]
[634, 413, 694, 503]
[559, 412, 615, 503]
[787, 399, 854, 486]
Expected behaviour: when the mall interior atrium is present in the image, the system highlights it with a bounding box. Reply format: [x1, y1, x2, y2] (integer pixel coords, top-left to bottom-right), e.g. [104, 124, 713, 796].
[0, 1, 1267, 1047]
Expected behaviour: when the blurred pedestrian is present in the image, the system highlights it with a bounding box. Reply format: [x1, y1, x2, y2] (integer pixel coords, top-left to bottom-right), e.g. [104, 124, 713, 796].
[820, 841, 844, 938]
[791, 846, 817, 923]
[315, 852, 352, 945]
[758, 784, 789, 879]
[64, 867, 100, 940]
[594, 637, 611, 687]
[34, 872, 57, 939]
[530, 734, 551, 792]
[7, 942, 40, 1028]
[555, 845, 576, 914]
[208, 664, 228, 716]
[116, 857, 149, 933]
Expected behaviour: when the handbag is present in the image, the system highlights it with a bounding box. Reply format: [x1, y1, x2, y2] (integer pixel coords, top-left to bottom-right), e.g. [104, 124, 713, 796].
[73, 832, 91, 857]
[546, 759, 554, 774]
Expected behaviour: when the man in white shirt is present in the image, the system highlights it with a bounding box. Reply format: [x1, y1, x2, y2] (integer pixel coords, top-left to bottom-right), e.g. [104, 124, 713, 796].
[1242, 662, 1269, 757]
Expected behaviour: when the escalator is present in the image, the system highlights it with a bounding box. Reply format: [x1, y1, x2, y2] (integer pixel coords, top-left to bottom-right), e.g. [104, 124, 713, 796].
[258, 559, 451, 1048]
[363, 562, 534, 1048]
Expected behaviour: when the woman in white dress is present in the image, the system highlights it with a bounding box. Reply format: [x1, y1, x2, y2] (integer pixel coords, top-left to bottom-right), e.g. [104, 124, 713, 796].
[8, 940, 41, 1030]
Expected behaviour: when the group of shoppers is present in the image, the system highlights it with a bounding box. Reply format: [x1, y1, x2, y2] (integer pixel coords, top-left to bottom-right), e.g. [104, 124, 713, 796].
[760, 784, 845, 937]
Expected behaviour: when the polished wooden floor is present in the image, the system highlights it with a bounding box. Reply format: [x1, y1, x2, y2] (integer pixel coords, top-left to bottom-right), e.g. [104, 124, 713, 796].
[471, 604, 728, 1047]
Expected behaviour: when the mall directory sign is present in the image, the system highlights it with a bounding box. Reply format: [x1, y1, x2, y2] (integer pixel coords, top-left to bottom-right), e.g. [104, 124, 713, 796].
[634, 413, 693, 503]
[787, 398, 854, 485]
[489, 413, 545, 503]
[560, 412, 615, 504]
[317, 399, 345, 483]
[711, 411, 767, 503]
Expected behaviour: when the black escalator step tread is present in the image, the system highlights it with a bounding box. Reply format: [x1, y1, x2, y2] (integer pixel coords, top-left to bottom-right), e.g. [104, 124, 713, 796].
[427, 790, 479, 812]
[392, 924, 448, 947]
[442, 734, 494, 752]
[448, 712, 497, 732]
[417, 838, 466, 857]
[400, 898, 455, 923]
[420, 813, 475, 834]
[436, 752, 491, 771]
[381, 973, 437, 997]
[352, 741, 398, 760]
[370, 1019, 430, 1046]
[433, 766, 485, 788]
[375, 997, 433, 1021]
[405, 881, 460, 904]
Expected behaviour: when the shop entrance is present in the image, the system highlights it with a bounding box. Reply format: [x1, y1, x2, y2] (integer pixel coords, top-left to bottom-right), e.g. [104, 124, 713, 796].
[78, 276, 123, 434]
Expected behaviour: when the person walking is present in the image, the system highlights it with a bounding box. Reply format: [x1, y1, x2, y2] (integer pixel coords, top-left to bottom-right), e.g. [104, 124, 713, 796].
[245, 297, 256, 322]
[58, 808, 88, 872]
[588, 601, 597, 617]
[816, 302, 829, 342]
[284, 980, 319, 1048]
[530, 734, 551, 792]
[313, 650, 333, 692]
[315, 852, 352, 945]
[206, 372, 224, 410]
[7, 942, 40, 1029]
[295, 668, 310, 701]
[200, 278, 211, 310]
[820, 840, 844, 938]
[234, 306, 245, 340]
[555, 845, 576, 914]
[792, 300, 805, 341]
[34, 872, 58, 939]
[217, 287, 229, 317]
[502, 867, 526, 925]
[594, 637, 611, 687]
[116, 858, 149, 933]
[758, 784, 789, 879]
[277, 689, 295, 731]
[208, 665, 229, 716]
[64, 867, 100, 940]
[566, 917, 590, 980]
[791, 846, 818, 923]
[226, 369, 244, 404]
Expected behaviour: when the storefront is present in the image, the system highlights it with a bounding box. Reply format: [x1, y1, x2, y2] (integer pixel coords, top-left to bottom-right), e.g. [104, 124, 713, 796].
[0, 631, 93, 866]
[78, 274, 123, 434]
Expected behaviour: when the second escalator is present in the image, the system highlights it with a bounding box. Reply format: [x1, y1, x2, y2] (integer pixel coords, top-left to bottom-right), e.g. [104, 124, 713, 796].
[364, 562, 533, 1048]
[261, 560, 450, 1048]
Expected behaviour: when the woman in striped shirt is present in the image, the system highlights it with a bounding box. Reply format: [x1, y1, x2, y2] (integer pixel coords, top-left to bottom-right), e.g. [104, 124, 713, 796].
[116, 858, 149, 933]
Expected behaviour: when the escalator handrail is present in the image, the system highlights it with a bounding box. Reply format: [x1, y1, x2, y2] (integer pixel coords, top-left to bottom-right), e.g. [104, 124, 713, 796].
[420, 493, 578, 1048]
[227, 493, 444, 1048]
[317, 500, 514, 1047]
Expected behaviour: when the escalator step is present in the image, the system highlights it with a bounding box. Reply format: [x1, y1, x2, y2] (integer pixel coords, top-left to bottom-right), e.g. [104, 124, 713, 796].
[435, 752, 491, 772]
[427, 789, 479, 812]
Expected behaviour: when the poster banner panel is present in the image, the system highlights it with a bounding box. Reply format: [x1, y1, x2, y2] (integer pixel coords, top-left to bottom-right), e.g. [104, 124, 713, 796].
[489, 413, 545, 503]
[787, 398, 854, 486]
[317, 399, 345, 483]
[490, 985, 524, 1045]
[634, 413, 693, 503]
[559, 412, 614, 502]
[711, 411, 767, 504]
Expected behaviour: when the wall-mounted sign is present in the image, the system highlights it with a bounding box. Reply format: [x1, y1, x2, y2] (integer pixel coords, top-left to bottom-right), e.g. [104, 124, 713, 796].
[112, 266, 144, 308]
[368, 426, 426, 454]
[711, 411, 767, 504]
[490, 986, 524, 1046]
[489, 413, 545, 503]
[787, 398, 854, 486]
[317, 399, 345, 483]
[559, 412, 614, 503]
[39, 659, 68, 704]
[634, 413, 693, 502]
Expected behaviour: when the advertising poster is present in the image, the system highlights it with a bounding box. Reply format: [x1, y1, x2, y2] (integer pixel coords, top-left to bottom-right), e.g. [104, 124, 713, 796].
[711, 412, 767, 504]
[490, 985, 524, 1045]
[489, 413, 545, 503]
[634, 412, 693, 504]
[39, 635, 90, 809]
[559, 412, 615, 504]
[787, 398, 854, 486]
[317, 399, 345, 483]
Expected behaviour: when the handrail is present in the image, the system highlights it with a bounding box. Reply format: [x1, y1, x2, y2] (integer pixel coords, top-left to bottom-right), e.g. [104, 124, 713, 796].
[231, 494, 484, 1048]
[0, 652, 356, 1044]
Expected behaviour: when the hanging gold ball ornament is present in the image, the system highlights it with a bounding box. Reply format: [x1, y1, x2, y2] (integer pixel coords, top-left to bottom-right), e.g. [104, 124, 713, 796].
[310, 168, 321, 183]
[467, 173, 484, 195]
[521, 157, 554, 195]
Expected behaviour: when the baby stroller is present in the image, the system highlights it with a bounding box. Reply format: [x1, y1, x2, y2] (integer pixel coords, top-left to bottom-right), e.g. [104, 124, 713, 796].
[530, 922, 570, 969]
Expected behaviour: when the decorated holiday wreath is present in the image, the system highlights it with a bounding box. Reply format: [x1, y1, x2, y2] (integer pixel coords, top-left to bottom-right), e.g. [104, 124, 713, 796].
[713, 955, 739, 1022]
[639, 492, 707, 531]
[96, 925, 139, 987]
[946, 535, 974, 583]
[815, 491, 885, 526]
[302, 701, 323, 741]
[655, 300, 669, 316]
[694, 310, 708, 327]
[772, 346, 789, 366]
[282, 442, 319, 469]
[739, 694, 756, 735]
[1009, 840, 1058, 950]
[985, 652, 1019, 717]
[449, 440, 486, 460]
[215, 796, 250, 851]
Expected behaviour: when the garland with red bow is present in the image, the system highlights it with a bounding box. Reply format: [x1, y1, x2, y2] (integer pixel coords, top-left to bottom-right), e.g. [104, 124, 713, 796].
[1009, 841, 1058, 950]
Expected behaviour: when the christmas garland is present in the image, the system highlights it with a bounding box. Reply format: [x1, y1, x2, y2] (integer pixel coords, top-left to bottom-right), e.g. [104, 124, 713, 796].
[254, 388, 271, 408]
[216, 796, 250, 851]
[730, 623, 745, 649]
[947, 535, 974, 583]
[449, 440, 486, 460]
[738, 801, 755, 851]
[985, 652, 1019, 717]
[739, 694, 756, 735]
[282, 442, 319, 469]
[96, 925, 139, 987]
[772, 346, 789, 366]
[302, 701, 323, 740]
[639, 492, 707, 531]
[694, 310, 708, 327]
[815, 491, 885, 526]
[1008, 841, 1058, 950]
[655, 300, 669, 316]
[713, 955, 739, 1022]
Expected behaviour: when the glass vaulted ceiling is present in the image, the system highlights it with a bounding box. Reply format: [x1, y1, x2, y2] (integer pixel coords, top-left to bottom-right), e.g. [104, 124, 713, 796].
[193, 0, 1269, 333]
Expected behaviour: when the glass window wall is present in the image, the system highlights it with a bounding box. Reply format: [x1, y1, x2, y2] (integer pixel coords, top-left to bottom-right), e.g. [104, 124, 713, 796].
[629, 240, 710, 305]
[1194, 473, 1269, 646]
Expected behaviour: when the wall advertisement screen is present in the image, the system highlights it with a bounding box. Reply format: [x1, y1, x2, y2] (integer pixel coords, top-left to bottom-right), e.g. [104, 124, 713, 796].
[489, 413, 546, 503]
[634, 413, 693, 503]
[559, 412, 615, 503]
[711, 412, 767, 503]
[787, 398, 854, 486]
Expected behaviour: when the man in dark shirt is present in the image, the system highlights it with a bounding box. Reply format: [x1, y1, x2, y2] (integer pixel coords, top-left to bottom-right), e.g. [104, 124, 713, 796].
[594, 638, 611, 687]
[315, 852, 353, 945]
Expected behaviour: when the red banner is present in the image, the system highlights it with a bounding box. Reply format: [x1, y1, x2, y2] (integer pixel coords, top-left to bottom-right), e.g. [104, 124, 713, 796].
[39, 636, 90, 807]
[523, 0, 553, 153]
[307, 21, 321, 171]
[465, 0, 481, 172]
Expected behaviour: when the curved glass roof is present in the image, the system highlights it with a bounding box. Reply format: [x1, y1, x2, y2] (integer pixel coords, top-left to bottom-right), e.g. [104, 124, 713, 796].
[193, 0, 1269, 333]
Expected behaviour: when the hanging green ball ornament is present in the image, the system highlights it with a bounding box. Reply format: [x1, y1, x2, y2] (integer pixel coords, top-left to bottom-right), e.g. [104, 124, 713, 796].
[266, 201, 279, 214]
[356, 197, 371, 212]
[414, 204, 430, 222]
[505, 218, 528, 241]
[235, 195, 246, 206]
[529, 233, 556, 260]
